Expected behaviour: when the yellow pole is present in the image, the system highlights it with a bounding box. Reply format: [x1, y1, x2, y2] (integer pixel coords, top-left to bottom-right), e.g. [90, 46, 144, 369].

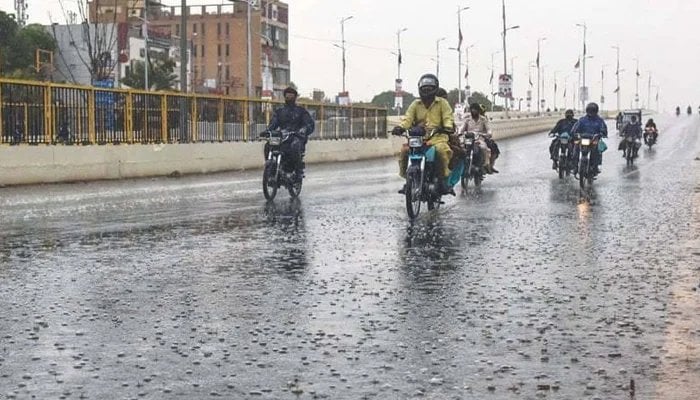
[126, 92, 134, 143]
[23, 103, 28, 144]
[243, 100, 249, 141]
[0, 82, 4, 143]
[161, 94, 168, 143]
[88, 89, 96, 144]
[45, 82, 53, 143]
[218, 97, 224, 142]
[319, 104, 324, 139]
[192, 96, 198, 142]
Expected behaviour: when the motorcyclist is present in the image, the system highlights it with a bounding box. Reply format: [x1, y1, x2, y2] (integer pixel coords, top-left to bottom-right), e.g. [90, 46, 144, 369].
[615, 112, 624, 131]
[688, 105, 693, 115]
[548, 109, 578, 170]
[392, 74, 455, 194]
[260, 87, 315, 181]
[620, 114, 642, 158]
[644, 118, 658, 144]
[571, 102, 608, 174]
[460, 102, 493, 173]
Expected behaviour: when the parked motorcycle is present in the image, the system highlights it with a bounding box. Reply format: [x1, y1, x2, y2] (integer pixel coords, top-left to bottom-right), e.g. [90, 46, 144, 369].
[575, 134, 603, 190]
[261, 129, 304, 201]
[460, 131, 484, 189]
[399, 129, 449, 219]
[550, 131, 574, 179]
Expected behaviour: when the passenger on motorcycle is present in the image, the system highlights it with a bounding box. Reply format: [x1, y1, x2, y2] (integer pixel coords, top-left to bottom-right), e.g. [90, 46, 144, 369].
[571, 102, 608, 174]
[260, 87, 315, 181]
[548, 109, 578, 170]
[620, 114, 642, 158]
[644, 118, 658, 144]
[460, 103, 496, 174]
[392, 74, 455, 195]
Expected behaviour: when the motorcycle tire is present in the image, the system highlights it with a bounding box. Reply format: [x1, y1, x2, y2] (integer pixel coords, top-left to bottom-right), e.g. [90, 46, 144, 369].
[405, 169, 422, 219]
[262, 160, 278, 201]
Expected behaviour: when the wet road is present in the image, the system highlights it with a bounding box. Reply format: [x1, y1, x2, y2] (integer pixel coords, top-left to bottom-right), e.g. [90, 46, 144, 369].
[1, 115, 699, 399]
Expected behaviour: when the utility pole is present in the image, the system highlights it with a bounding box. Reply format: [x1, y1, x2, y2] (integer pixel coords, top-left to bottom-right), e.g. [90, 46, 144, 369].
[435, 37, 446, 78]
[501, 0, 519, 113]
[457, 6, 469, 105]
[576, 22, 587, 109]
[647, 73, 652, 111]
[14, 0, 28, 27]
[396, 28, 407, 81]
[180, 0, 188, 92]
[612, 45, 620, 111]
[246, 1, 252, 98]
[537, 37, 546, 115]
[634, 57, 640, 108]
[339, 16, 353, 95]
[553, 71, 558, 110]
[144, 0, 150, 91]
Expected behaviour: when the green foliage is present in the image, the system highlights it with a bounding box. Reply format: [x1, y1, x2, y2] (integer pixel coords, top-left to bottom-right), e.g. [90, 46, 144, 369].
[121, 52, 178, 91]
[0, 13, 56, 78]
[370, 90, 416, 109]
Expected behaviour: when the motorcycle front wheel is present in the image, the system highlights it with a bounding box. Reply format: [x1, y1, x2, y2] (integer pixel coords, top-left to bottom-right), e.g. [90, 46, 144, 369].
[405, 170, 422, 219]
[579, 158, 588, 190]
[262, 160, 279, 201]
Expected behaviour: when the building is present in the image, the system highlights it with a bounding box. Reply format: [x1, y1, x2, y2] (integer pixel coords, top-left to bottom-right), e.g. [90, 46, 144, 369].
[88, 0, 290, 98]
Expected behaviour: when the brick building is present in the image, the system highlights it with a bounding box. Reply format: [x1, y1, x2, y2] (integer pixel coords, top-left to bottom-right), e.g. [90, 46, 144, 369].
[88, 0, 290, 98]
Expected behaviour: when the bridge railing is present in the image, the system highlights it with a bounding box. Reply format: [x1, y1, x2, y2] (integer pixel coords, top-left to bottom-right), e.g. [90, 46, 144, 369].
[0, 79, 388, 145]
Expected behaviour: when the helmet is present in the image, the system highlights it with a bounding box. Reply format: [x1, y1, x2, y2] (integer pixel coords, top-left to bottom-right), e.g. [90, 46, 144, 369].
[436, 87, 448, 99]
[283, 87, 298, 97]
[469, 102, 481, 112]
[417, 74, 439, 98]
[565, 109, 574, 118]
[585, 102, 599, 115]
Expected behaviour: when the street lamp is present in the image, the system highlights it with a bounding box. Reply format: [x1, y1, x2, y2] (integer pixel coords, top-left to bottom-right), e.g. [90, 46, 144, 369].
[464, 43, 475, 103]
[396, 27, 407, 81]
[576, 22, 588, 109]
[339, 15, 353, 94]
[633, 57, 640, 108]
[600, 64, 609, 110]
[435, 37, 446, 78]
[536, 37, 546, 115]
[456, 6, 469, 104]
[612, 45, 621, 111]
[491, 50, 502, 110]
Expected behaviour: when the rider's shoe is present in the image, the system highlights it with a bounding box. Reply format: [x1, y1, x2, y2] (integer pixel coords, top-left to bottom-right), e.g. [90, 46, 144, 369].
[398, 184, 407, 195]
[491, 167, 499, 174]
[552, 160, 558, 170]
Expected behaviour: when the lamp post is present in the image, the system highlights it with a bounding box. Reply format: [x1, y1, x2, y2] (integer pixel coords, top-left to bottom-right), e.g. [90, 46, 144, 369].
[646, 72, 652, 111]
[633, 57, 640, 108]
[612, 45, 621, 111]
[600, 65, 608, 111]
[436, 37, 446, 78]
[456, 6, 469, 104]
[652, 85, 659, 112]
[340, 15, 353, 94]
[490, 50, 501, 110]
[576, 22, 587, 109]
[536, 37, 546, 115]
[396, 27, 407, 81]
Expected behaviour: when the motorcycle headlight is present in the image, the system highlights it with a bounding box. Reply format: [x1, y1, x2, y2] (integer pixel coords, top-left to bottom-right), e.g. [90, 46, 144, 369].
[408, 137, 423, 148]
[581, 138, 591, 146]
[463, 139, 473, 146]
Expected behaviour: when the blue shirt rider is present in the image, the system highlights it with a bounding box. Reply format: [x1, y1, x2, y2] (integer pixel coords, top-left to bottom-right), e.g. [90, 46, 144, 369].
[571, 102, 608, 173]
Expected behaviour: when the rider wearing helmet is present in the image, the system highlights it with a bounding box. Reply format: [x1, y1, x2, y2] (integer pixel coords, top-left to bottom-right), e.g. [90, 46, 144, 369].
[260, 87, 315, 180]
[571, 102, 608, 174]
[620, 114, 642, 158]
[392, 74, 455, 194]
[644, 118, 658, 144]
[548, 109, 578, 170]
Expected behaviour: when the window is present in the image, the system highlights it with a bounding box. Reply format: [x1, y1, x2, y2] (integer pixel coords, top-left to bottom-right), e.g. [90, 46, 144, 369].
[225, 23, 229, 36]
[192, 23, 197, 34]
[201, 45, 205, 56]
[175, 24, 179, 34]
[217, 23, 221, 36]
[193, 45, 197, 58]
[217, 44, 221, 57]
[225, 66, 230, 80]
[225, 44, 229, 57]
[201, 23, 205, 36]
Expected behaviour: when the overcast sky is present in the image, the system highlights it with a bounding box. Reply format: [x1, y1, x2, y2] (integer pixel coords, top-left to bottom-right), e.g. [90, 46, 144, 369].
[3, 0, 699, 111]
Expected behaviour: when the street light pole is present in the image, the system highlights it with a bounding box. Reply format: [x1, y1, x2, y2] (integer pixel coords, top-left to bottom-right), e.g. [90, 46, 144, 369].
[612, 45, 620, 111]
[634, 57, 640, 108]
[600, 65, 608, 110]
[179, 0, 188, 93]
[537, 37, 546, 115]
[144, 0, 149, 91]
[457, 6, 469, 105]
[436, 37, 446, 78]
[647, 73, 651, 111]
[465, 44, 474, 103]
[490, 50, 501, 110]
[396, 27, 407, 81]
[576, 22, 587, 109]
[340, 16, 353, 94]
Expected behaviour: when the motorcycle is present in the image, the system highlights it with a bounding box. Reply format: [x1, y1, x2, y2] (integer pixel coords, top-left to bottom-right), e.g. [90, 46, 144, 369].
[460, 131, 484, 189]
[622, 135, 641, 166]
[550, 131, 574, 179]
[261, 129, 304, 201]
[574, 134, 603, 190]
[399, 128, 451, 219]
[687, 106, 693, 116]
[644, 127, 657, 150]
[676, 107, 681, 117]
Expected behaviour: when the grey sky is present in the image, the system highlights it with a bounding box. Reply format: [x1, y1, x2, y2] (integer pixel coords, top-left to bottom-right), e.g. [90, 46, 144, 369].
[3, 0, 699, 110]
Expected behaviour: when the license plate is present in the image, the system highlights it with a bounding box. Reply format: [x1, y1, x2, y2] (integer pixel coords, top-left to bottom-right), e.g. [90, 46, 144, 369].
[581, 139, 591, 146]
[463, 139, 473, 146]
[560, 139, 569, 144]
[408, 137, 423, 148]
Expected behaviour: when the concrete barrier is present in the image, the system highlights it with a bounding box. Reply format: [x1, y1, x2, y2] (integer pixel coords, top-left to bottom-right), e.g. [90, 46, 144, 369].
[0, 116, 559, 186]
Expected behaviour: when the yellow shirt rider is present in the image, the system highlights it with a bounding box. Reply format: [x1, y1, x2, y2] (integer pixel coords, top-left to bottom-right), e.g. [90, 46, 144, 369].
[391, 74, 454, 194]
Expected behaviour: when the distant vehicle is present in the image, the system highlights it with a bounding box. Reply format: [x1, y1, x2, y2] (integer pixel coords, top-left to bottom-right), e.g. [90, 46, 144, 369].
[676, 106, 681, 116]
[618, 109, 642, 136]
[687, 105, 692, 115]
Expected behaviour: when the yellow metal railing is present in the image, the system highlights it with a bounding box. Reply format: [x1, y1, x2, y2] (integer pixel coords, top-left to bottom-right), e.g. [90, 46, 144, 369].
[0, 78, 388, 145]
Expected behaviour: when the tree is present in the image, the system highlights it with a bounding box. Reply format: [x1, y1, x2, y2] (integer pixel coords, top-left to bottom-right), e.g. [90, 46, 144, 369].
[0, 14, 57, 78]
[467, 91, 504, 112]
[121, 52, 177, 90]
[371, 90, 416, 109]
